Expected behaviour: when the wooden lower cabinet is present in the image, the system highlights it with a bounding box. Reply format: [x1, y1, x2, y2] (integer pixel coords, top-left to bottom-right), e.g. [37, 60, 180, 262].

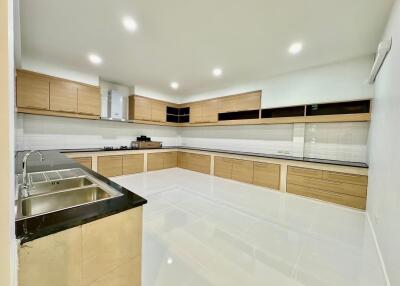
[215, 157, 280, 189]
[163, 152, 178, 169]
[286, 166, 368, 209]
[147, 153, 164, 171]
[177, 152, 211, 174]
[18, 208, 142, 286]
[123, 154, 144, 175]
[97, 155, 123, 177]
[148, 152, 178, 171]
[231, 159, 254, 184]
[253, 162, 280, 190]
[214, 156, 233, 179]
[72, 157, 92, 170]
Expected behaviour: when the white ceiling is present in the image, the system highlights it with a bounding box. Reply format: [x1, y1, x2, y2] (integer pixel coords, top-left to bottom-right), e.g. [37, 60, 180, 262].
[20, 0, 394, 96]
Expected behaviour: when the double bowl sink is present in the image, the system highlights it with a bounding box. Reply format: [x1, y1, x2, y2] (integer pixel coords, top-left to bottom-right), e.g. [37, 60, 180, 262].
[16, 168, 122, 220]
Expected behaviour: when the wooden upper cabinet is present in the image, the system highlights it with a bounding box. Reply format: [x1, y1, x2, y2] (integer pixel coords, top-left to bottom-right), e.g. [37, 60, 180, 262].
[50, 80, 78, 113]
[151, 100, 167, 122]
[77, 86, 100, 116]
[202, 99, 220, 123]
[133, 96, 152, 121]
[189, 103, 203, 123]
[16, 71, 50, 110]
[219, 91, 261, 113]
[189, 99, 220, 124]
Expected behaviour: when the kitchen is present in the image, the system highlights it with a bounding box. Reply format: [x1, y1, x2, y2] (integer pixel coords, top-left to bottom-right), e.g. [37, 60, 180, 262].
[1, 0, 400, 286]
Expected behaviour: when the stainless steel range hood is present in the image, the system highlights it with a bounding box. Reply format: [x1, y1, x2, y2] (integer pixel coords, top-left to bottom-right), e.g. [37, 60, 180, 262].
[100, 89, 129, 122]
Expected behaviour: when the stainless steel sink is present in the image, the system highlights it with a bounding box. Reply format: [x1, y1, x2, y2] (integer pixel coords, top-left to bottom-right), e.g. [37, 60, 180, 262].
[29, 177, 94, 196]
[21, 187, 112, 217]
[15, 168, 122, 220]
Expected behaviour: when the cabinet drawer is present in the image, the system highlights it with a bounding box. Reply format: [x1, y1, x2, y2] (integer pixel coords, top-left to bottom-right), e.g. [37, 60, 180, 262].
[163, 152, 178, 169]
[72, 157, 92, 170]
[253, 162, 280, 190]
[123, 154, 144, 175]
[231, 159, 253, 184]
[214, 157, 233, 179]
[323, 171, 368, 186]
[147, 153, 164, 171]
[97, 156, 123, 177]
[287, 184, 366, 210]
[287, 174, 367, 197]
[287, 166, 323, 179]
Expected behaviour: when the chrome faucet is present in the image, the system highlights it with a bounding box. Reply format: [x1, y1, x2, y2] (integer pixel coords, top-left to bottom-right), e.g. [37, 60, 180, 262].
[21, 150, 45, 197]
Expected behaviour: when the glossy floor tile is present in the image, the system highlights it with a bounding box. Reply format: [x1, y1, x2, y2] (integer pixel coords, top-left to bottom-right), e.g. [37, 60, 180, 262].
[113, 168, 386, 286]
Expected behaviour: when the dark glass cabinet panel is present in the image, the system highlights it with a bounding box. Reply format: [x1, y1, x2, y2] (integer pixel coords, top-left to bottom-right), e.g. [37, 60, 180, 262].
[166, 106, 190, 123]
[306, 100, 370, 116]
[218, 110, 260, 121]
[261, 106, 305, 118]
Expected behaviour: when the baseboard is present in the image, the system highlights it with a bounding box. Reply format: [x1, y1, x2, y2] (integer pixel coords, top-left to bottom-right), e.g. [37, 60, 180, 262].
[366, 212, 391, 286]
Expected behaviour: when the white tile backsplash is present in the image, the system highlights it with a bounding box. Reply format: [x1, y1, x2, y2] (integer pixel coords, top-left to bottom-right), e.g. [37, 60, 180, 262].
[17, 114, 370, 163]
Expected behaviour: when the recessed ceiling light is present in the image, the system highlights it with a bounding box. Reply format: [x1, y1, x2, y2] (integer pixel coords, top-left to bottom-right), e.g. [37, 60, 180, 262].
[212, 68, 223, 77]
[288, 42, 303, 55]
[170, 82, 179, 90]
[122, 16, 138, 32]
[167, 258, 173, 265]
[88, 54, 102, 65]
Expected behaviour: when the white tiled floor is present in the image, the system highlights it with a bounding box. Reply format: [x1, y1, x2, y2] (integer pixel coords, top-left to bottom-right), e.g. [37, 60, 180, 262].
[113, 168, 386, 286]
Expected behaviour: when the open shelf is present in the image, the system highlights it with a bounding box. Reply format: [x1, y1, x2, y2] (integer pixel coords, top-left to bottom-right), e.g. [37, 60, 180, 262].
[261, 106, 305, 118]
[306, 100, 370, 116]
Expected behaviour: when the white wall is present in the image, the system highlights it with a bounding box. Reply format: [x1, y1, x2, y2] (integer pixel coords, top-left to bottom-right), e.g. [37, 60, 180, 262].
[184, 56, 375, 107]
[367, 1, 400, 285]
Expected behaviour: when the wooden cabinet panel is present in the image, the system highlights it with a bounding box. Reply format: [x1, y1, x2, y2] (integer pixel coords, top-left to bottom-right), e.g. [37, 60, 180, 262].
[231, 159, 254, 184]
[189, 103, 203, 123]
[202, 99, 220, 123]
[18, 226, 82, 286]
[16, 72, 50, 110]
[151, 101, 167, 122]
[134, 96, 152, 121]
[147, 153, 164, 171]
[287, 174, 367, 197]
[287, 184, 366, 210]
[97, 155, 123, 177]
[77, 85, 100, 116]
[72, 157, 92, 170]
[164, 152, 178, 169]
[177, 152, 210, 174]
[214, 157, 233, 179]
[219, 91, 261, 113]
[253, 162, 280, 190]
[50, 80, 78, 113]
[323, 171, 368, 186]
[123, 154, 144, 175]
[287, 166, 323, 179]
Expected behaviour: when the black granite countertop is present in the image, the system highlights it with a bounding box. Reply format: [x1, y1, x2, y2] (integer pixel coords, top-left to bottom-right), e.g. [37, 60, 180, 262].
[60, 146, 369, 168]
[15, 151, 147, 244]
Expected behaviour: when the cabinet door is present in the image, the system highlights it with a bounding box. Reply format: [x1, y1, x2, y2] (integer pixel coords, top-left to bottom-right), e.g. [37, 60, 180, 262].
[189, 103, 203, 123]
[50, 80, 78, 113]
[123, 154, 144, 175]
[214, 157, 233, 179]
[77, 85, 100, 116]
[134, 96, 152, 121]
[97, 156, 123, 177]
[187, 153, 211, 174]
[163, 152, 178, 169]
[231, 159, 253, 184]
[16, 72, 50, 110]
[72, 157, 92, 170]
[202, 99, 220, 123]
[237, 92, 261, 111]
[147, 153, 164, 171]
[151, 100, 167, 122]
[253, 162, 280, 190]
